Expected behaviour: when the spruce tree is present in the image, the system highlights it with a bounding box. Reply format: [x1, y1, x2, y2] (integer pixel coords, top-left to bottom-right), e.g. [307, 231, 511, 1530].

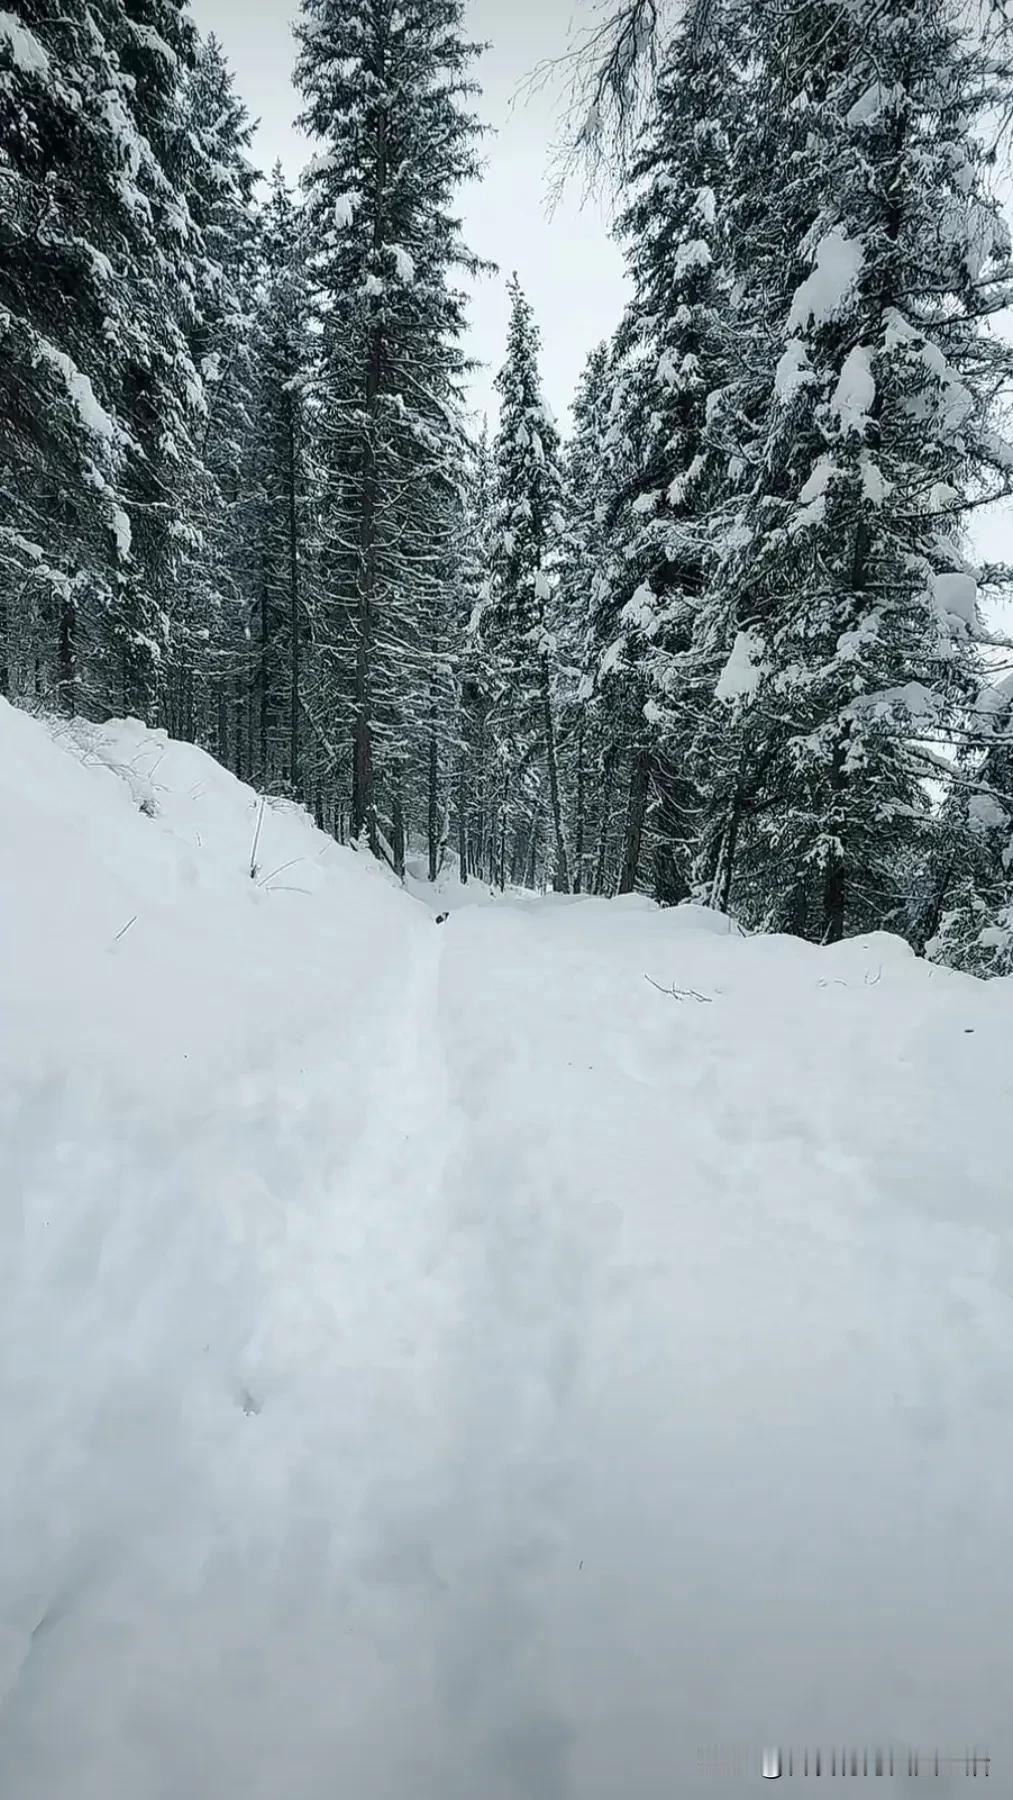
[0, 2, 144, 713]
[604, 1, 738, 900]
[453, 421, 498, 882]
[240, 167, 315, 800]
[171, 32, 259, 756]
[487, 276, 570, 890]
[557, 342, 619, 894]
[697, 0, 1013, 941]
[295, 0, 486, 869]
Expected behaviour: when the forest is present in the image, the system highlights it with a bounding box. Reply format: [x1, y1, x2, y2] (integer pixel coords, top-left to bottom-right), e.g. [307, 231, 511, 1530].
[4, 0, 1013, 968]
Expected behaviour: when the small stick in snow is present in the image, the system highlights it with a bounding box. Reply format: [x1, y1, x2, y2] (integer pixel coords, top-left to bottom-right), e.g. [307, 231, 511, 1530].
[249, 797, 266, 879]
[257, 856, 305, 889]
[110, 914, 138, 947]
[645, 974, 712, 1003]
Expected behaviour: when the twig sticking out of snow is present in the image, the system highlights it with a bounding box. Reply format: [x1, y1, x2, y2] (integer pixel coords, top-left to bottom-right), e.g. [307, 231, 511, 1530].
[256, 857, 305, 889]
[110, 914, 138, 949]
[645, 974, 713, 1003]
[249, 797, 266, 880]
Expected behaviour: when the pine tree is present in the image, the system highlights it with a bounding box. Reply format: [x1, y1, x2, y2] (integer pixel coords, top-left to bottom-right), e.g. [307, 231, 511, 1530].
[696, 0, 1013, 941]
[556, 342, 617, 894]
[239, 167, 315, 801]
[452, 420, 498, 882]
[107, 0, 210, 724]
[487, 276, 570, 890]
[295, 0, 487, 870]
[0, 2, 147, 713]
[914, 674, 1013, 973]
[170, 31, 259, 755]
[603, 1, 738, 901]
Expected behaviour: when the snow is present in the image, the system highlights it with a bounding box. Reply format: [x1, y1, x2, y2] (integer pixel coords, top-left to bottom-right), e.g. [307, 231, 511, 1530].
[932, 569, 978, 631]
[968, 792, 1007, 833]
[37, 344, 119, 445]
[798, 453, 836, 506]
[671, 238, 711, 281]
[110, 505, 132, 559]
[830, 343, 875, 435]
[715, 627, 766, 701]
[929, 480, 960, 511]
[774, 338, 813, 401]
[390, 244, 415, 284]
[787, 226, 864, 332]
[620, 581, 657, 633]
[0, 10, 49, 77]
[859, 452, 888, 504]
[846, 80, 898, 128]
[333, 191, 356, 228]
[4, 700, 1013, 1798]
[631, 489, 660, 515]
[128, 21, 178, 65]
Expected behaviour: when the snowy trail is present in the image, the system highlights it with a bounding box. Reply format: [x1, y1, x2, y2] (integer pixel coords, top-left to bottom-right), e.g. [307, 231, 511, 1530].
[421, 900, 1013, 1798]
[3, 707, 1013, 1797]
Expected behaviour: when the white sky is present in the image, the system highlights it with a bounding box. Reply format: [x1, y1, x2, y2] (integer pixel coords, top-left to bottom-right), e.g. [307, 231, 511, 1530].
[191, 0, 629, 432]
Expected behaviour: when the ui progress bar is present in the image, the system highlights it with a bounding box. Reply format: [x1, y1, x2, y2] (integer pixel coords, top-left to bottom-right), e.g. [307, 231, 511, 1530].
[760, 1747, 990, 1778]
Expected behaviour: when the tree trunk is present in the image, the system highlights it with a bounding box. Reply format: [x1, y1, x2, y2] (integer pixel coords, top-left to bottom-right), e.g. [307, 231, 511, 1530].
[287, 400, 301, 797]
[245, 678, 255, 786]
[524, 806, 541, 890]
[821, 724, 850, 943]
[594, 750, 617, 895]
[652, 753, 691, 906]
[392, 790, 406, 881]
[428, 713, 439, 884]
[573, 711, 586, 894]
[618, 747, 650, 895]
[217, 685, 229, 770]
[714, 796, 743, 916]
[497, 769, 510, 891]
[258, 575, 270, 786]
[541, 655, 570, 892]
[457, 761, 469, 884]
[182, 665, 195, 743]
[57, 593, 75, 718]
[511, 814, 530, 886]
[474, 710, 487, 879]
[0, 575, 10, 698]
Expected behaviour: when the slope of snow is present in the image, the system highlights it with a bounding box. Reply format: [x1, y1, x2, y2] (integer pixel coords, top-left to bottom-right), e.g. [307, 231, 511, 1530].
[2, 698, 1013, 1798]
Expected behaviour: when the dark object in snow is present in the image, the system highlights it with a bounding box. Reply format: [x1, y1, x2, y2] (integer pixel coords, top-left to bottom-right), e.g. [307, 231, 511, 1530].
[435, 912, 449, 925]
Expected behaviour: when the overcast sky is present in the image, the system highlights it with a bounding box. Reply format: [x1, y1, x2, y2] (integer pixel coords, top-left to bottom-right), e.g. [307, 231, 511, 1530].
[192, 0, 629, 432]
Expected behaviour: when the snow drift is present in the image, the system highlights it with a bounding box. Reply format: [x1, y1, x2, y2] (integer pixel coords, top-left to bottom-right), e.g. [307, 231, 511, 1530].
[2, 697, 1013, 1798]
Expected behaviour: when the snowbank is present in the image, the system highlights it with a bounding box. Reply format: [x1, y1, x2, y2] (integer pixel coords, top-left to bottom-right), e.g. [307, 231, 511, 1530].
[2, 699, 1013, 1798]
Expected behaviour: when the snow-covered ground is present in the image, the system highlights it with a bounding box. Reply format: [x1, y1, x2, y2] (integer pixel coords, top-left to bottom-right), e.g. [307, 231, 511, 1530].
[2, 696, 1012, 1798]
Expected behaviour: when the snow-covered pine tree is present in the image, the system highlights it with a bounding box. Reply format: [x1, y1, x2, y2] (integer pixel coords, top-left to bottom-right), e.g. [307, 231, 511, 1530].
[239, 166, 315, 802]
[914, 672, 1013, 974]
[699, 0, 1013, 942]
[601, 0, 739, 900]
[0, 2, 146, 714]
[452, 419, 498, 882]
[555, 341, 618, 894]
[569, 344, 654, 896]
[295, 0, 487, 871]
[169, 31, 260, 756]
[487, 276, 570, 891]
[106, 0, 214, 725]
